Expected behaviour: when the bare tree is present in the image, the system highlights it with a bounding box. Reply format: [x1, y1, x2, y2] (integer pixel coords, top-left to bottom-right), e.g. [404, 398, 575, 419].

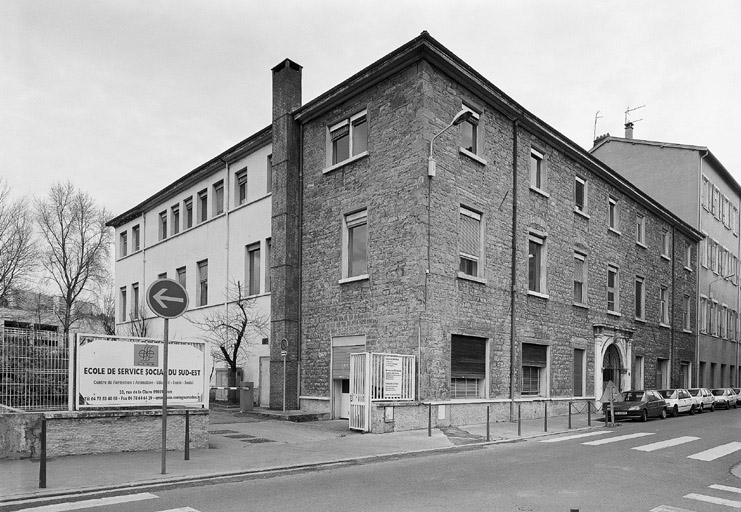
[123, 306, 153, 338]
[186, 280, 269, 403]
[36, 182, 112, 336]
[0, 179, 36, 303]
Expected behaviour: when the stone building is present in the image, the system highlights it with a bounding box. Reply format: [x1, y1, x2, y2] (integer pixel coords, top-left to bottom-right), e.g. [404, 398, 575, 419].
[592, 126, 741, 388]
[109, 32, 702, 431]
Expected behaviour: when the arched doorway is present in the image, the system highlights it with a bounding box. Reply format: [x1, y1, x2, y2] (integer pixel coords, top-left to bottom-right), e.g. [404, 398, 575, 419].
[602, 344, 623, 392]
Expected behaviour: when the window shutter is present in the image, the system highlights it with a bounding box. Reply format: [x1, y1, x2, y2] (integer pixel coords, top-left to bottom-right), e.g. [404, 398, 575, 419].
[451, 335, 486, 378]
[459, 214, 480, 257]
[522, 343, 547, 368]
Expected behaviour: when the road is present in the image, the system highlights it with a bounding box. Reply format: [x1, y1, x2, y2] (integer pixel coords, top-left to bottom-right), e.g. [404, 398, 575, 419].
[7, 409, 741, 512]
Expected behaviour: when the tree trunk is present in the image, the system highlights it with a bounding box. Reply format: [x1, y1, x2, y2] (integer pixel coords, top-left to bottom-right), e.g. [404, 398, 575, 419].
[227, 368, 239, 404]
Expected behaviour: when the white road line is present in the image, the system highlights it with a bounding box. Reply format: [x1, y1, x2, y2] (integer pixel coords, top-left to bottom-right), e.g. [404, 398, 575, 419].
[158, 508, 201, 512]
[710, 484, 741, 494]
[15, 492, 157, 512]
[540, 431, 613, 442]
[684, 492, 741, 508]
[632, 436, 700, 452]
[688, 442, 741, 461]
[650, 506, 695, 512]
[582, 432, 655, 446]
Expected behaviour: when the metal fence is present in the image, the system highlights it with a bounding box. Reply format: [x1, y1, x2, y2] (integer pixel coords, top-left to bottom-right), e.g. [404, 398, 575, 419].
[0, 326, 69, 411]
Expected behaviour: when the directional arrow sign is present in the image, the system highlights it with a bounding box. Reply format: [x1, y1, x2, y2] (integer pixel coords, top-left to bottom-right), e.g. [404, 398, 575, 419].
[146, 279, 189, 319]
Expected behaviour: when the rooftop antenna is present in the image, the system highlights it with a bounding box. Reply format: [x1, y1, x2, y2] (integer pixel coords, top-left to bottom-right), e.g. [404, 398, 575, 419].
[624, 104, 645, 125]
[593, 110, 604, 142]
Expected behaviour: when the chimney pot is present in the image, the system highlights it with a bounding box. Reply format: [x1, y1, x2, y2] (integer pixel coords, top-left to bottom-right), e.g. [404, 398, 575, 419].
[624, 122, 634, 140]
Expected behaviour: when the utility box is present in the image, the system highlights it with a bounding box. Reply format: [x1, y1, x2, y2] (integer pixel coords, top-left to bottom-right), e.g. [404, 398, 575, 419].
[240, 381, 254, 412]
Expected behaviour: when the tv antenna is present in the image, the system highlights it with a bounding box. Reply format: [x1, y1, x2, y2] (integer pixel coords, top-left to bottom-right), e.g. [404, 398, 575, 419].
[593, 110, 604, 141]
[624, 105, 645, 125]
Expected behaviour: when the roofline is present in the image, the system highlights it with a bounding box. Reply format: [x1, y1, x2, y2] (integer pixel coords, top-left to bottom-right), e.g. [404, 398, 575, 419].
[106, 125, 272, 228]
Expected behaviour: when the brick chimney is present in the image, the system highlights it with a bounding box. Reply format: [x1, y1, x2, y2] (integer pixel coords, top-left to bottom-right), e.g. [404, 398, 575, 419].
[624, 122, 634, 140]
[270, 59, 302, 411]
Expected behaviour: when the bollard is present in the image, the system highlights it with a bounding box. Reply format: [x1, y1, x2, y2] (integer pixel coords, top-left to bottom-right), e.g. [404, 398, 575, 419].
[517, 403, 522, 436]
[486, 406, 490, 442]
[568, 401, 572, 430]
[428, 403, 432, 437]
[39, 417, 46, 489]
[587, 401, 592, 426]
[184, 410, 190, 461]
[544, 402, 548, 432]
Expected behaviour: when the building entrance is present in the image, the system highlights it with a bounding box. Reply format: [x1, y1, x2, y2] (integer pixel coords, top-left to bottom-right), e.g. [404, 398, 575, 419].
[602, 344, 623, 392]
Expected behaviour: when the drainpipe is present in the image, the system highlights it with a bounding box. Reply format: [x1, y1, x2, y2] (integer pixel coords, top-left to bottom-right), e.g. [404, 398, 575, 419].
[509, 118, 519, 419]
[671, 225, 676, 387]
[697, 149, 709, 386]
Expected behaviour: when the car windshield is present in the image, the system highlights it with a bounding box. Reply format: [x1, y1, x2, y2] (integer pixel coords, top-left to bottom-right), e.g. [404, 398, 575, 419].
[624, 391, 644, 402]
[711, 390, 725, 396]
[688, 389, 700, 396]
[658, 390, 674, 398]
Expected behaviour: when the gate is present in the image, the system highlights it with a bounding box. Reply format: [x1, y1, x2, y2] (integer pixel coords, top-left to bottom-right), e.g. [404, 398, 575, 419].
[349, 352, 416, 432]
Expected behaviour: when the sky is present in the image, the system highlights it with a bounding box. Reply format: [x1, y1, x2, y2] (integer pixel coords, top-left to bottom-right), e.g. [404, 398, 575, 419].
[2, 0, 740, 218]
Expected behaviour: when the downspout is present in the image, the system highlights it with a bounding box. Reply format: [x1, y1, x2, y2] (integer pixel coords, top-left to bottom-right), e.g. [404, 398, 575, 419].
[509, 118, 519, 419]
[697, 149, 709, 386]
[297, 123, 304, 404]
[222, 159, 230, 315]
[671, 225, 676, 387]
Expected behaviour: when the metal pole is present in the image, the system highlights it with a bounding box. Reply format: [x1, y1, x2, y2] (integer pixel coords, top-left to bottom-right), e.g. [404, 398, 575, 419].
[544, 402, 548, 432]
[184, 410, 190, 461]
[39, 417, 46, 489]
[517, 403, 521, 436]
[428, 403, 432, 437]
[282, 353, 287, 412]
[486, 406, 490, 442]
[588, 400, 592, 426]
[161, 318, 169, 475]
[568, 401, 572, 429]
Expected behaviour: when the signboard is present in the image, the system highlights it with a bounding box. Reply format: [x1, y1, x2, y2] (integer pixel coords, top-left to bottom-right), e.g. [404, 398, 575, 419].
[600, 380, 623, 403]
[76, 335, 206, 408]
[383, 355, 404, 399]
[146, 279, 188, 319]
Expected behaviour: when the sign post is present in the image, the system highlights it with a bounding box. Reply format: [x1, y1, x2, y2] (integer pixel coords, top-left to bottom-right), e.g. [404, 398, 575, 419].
[280, 338, 287, 412]
[146, 279, 189, 475]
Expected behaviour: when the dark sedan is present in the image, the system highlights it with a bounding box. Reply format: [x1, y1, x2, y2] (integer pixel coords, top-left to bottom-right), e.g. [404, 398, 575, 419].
[605, 390, 668, 422]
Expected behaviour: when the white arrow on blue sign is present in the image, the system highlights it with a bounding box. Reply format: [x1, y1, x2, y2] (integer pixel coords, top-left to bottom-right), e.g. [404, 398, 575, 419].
[146, 279, 189, 319]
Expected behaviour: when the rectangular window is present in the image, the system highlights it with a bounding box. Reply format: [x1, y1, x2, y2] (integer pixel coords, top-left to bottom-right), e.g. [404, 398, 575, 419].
[713, 186, 720, 218]
[459, 107, 479, 155]
[573, 252, 586, 304]
[198, 190, 208, 224]
[342, 209, 368, 279]
[176, 266, 186, 288]
[635, 276, 645, 320]
[573, 349, 585, 397]
[708, 300, 714, 335]
[607, 265, 619, 313]
[522, 343, 548, 397]
[608, 197, 619, 232]
[197, 260, 208, 307]
[265, 238, 271, 293]
[722, 305, 728, 338]
[574, 176, 587, 213]
[159, 211, 167, 241]
[171, 205, 180, 235]
[528, 233, 546, 294]
[131, 283, 139, 320]
[722, 195, 729, 227]
[450, 335, 487, 399]
[459, 207, 482, 278]
[120, 287, 127, 322]
[661, 229, 671, 259]
[213, 181, 224, 216]
[683, 295, 691, 331]
[635, 214, 646, 246]
[132, 225, 140, 251]
[684, 243, 692, 270]
[530, 149, 546, 191]
[733, 206, 739, 236]
[330, 110, 368, 166]
[660, 286, 669, 325]
[246, 243, 261, 296]
[120, 231, 128, 258]
[701, 176, 709, 210]
[657, 359, 669, 389]
[633, 355, 645, 390]
[184, 197, 193, 229]
[699, 296, 707, 333]
[266, 154, 273, 194]
[236, 169, 248, 205]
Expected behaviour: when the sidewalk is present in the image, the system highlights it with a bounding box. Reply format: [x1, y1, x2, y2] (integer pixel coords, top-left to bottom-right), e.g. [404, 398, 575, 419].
[0, 407, 599, 506]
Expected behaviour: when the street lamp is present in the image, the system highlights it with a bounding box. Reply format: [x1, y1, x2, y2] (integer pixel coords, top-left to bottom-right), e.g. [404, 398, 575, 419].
[428, 109, 474, 177]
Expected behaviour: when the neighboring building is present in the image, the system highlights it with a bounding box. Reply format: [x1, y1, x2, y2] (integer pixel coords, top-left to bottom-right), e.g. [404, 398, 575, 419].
[592, 125, 741, 388]
[109, 32, 702, 430]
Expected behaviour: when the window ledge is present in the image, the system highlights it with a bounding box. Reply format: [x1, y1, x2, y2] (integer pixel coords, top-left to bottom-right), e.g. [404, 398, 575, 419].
[607, 310, 622, 317]
[323, 151, 369, 174]
[683, 329, 693, 334]
[457, 272, 487, 285]
[530, 186, 550, 199]
[684, 266, 693, 272]
[659, 322, 670, 329]
[635, 317, 646, 324]
[527, 290, 549, 300]
[339, 274, 369, 285]
[573, 302, 589, 310]
[574, 208, 590, 219]
[608, 227, 621, 236]
[459, 147, 488, 166]
[661, 254, 671, 262]
[636, 241, 647, 249]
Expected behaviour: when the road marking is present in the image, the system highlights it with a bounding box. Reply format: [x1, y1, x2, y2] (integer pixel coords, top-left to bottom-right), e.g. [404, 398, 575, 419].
[632, 436, 700, 452]
[157, 508, 201, 512]
[582, 432, 654, 446]
[650, 506, 695, 512]
[684, 492, 741, 508]
[710, 484, 741, 494]
[688, 442, 741, 461]
[15, 492, 157, 511]
[540, 431, 613, 442]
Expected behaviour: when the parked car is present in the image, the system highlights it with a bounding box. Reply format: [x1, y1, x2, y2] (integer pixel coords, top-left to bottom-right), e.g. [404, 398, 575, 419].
[658, 388, 695, 416]
[688, 388, 715, 412]
[711, 388, 738, 410]
[606, 390, 667, 422]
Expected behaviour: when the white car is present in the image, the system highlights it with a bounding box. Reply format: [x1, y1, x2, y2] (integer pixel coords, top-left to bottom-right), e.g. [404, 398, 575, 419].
[658, 389, 695, 417]
[711, 388, 738, 410]
[688, 387, 715, 412]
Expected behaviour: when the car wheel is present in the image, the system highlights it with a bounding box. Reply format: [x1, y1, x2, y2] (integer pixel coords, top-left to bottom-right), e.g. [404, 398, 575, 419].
[660, 408, 667, 420]
[689, 405, 695, 415]
[641, 409, 649, 422]
[672, 406, 678, 418]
